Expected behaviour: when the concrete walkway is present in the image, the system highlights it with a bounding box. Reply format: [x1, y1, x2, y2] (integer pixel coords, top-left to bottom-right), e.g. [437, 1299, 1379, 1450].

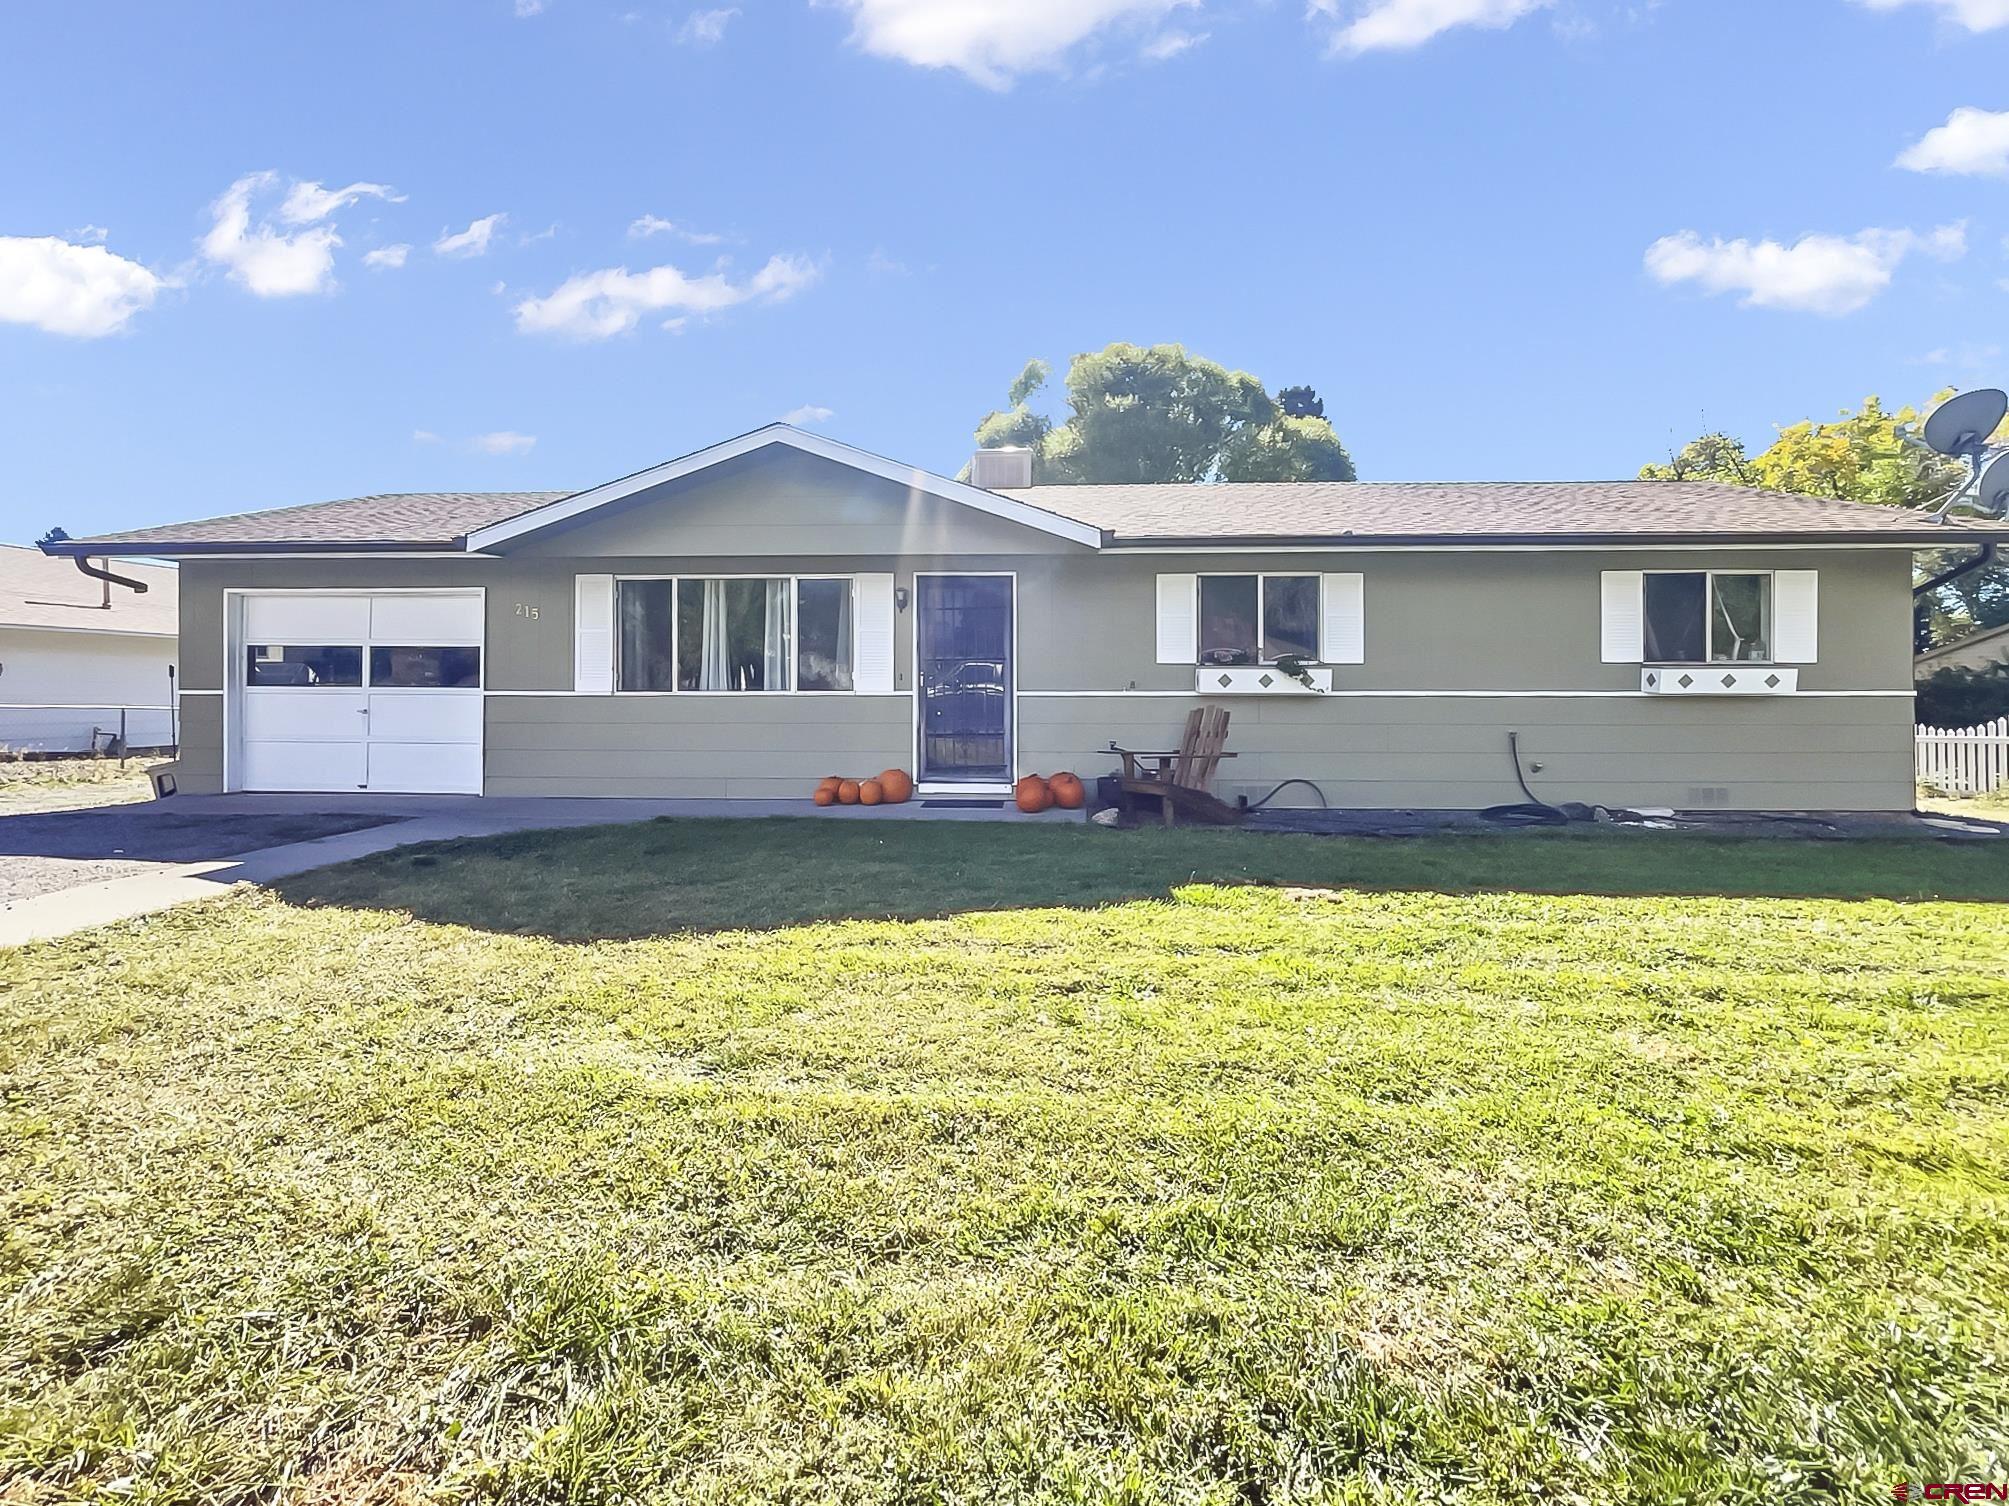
[0, 793, 1082, 949]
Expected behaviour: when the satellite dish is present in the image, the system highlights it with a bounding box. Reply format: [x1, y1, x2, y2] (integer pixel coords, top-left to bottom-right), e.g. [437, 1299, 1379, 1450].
[1977, 450, 2009, 516]
[1922, 388, 2007, 459]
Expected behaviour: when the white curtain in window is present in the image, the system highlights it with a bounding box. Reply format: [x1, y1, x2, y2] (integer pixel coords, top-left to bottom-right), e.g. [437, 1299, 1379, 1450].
[701, 579, 730, 690]
[835, 584, 852, 677]
[764, 578, 788, 690]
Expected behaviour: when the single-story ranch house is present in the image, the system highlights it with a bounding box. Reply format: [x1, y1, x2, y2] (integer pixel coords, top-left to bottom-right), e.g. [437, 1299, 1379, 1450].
[41, 425, 2009, 810]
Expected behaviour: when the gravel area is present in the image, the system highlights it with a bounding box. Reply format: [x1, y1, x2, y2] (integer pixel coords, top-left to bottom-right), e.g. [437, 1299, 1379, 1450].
[0, 808, 397, 906]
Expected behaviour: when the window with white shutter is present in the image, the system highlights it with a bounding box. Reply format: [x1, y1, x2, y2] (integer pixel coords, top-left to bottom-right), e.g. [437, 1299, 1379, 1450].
[574, 574, 615, 694]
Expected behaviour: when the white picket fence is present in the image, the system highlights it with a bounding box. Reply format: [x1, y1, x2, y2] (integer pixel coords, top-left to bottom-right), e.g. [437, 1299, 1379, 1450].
[1916, 717, 2009, 794]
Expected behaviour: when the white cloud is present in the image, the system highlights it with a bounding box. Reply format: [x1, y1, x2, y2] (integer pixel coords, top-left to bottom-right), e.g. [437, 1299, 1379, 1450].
[1141, 27, 1206, 58]
[363, 243, 411, 269]
[280, 179, 402, 224]
[1897, 106, 2009, 177]
[1312, 0, 1551, 56]
[434, 213, 507, 258]
[200, 172, 347, 297]
[1852, 0, 2009, 30]
[820, 0, 1196, 87]
[676, 6, 738, 43]
[628, 214, 728, 245]
[412, 429, 443, 443]
[515, 252, 820, 338]
[865, 247, 910, 276]
[1643, 223, 1967, 316]
[472, 430, 537, 454]
[781, 404, 835, 425]
[0, 235, 165, 337]
[72, 224, 109, 244]
[515, 0, 545, 15]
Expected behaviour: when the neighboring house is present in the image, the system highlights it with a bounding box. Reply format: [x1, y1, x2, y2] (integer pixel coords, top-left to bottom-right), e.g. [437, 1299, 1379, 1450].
[1916, 621, 2009, 677]
[0, 544, 177, 754]
[40, 425, 2009, 810]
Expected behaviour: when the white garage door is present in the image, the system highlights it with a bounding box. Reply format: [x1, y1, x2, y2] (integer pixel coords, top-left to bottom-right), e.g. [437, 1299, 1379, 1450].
[236, 592, 484, 794]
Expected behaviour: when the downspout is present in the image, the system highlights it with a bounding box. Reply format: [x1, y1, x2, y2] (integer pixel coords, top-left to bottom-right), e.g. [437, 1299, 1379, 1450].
[1913, 540, 1997, 598]
[71, 554, 151, 601]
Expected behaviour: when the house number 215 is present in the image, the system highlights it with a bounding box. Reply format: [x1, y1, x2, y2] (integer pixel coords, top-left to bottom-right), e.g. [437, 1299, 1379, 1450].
[514, 602, 541, 620]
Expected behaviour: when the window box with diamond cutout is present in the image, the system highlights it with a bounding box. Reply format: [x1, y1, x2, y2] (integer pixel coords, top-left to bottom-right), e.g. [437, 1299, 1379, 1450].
[1640, 666, 1799, 696]
[1196, 664, 1334, 695]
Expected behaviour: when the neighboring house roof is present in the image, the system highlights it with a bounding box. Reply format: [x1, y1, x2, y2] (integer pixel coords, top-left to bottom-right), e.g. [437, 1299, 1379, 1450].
[0, 543, 177, 636]
[38, 424, 2009, 558]
[1916, 620, 2009, 674]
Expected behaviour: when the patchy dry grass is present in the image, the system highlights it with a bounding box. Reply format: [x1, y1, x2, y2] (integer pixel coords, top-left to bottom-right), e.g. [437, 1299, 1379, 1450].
[2, 820, 2007, 1503]
[0, 755, 163, 813]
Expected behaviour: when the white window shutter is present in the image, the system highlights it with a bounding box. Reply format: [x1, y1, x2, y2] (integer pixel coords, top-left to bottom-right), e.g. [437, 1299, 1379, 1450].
[853, 573, 896, 693]
[1601, 571, 1644, 663]
[574, 574, 614, 694]
[1156, 574, 1197, 664]
[1319, 573, 1364, 664]
[1773, 570, 1818, 662]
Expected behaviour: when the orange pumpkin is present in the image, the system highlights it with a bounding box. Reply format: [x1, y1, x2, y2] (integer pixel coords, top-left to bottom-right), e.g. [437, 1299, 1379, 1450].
[877, 768, 913, 804]
[1048, 771, 1085, 809]
[837, 779, 861, 805]
[817, 775, 842, 795]
[859, 778, 884, 806]
[812, 786, 837, 806]
[1014, 774, 1051, 813]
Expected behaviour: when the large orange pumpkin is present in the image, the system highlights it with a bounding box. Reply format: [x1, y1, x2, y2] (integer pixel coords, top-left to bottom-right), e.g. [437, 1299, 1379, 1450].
[1014, 774, 1051, 813]
[1048, 771, 1085, 809]
[877, 768, 913, 804]
[812, 786, 837, 806]
[837, 779, 861, 805]
[859, 778, 884, 806]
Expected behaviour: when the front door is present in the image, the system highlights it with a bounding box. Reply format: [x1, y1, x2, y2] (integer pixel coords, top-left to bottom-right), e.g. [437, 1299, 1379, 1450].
[915, 574, 1013, 785]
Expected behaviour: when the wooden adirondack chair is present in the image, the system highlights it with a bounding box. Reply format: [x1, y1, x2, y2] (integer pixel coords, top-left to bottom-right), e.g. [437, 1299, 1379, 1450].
[1109, 706, 1240, 827]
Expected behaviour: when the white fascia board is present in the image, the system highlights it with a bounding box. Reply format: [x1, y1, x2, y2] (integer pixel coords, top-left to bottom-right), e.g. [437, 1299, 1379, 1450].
[462, 424, 1105, 553]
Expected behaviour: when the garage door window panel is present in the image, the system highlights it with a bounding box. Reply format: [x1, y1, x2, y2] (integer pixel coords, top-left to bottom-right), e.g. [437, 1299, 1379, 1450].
[369, 646, 482, 688]
[246, 644, 363, 687]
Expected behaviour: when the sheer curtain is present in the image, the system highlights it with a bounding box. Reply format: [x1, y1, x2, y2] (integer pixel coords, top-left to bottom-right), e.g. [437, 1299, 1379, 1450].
[701, 579, 730, 690]
[763, 579, 788, 690]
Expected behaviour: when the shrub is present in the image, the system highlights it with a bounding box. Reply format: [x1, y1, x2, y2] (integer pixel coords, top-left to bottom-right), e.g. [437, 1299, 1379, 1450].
[1916, 661, 2009, 727]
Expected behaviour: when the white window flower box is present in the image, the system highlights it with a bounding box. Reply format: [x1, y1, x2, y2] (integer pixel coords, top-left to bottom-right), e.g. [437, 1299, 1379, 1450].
[1197, 665, 1332, 695]
[1641, 666, 1799, 696]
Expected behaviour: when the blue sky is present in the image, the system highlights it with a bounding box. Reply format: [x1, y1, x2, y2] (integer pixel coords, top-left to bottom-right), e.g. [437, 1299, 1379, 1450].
[4, 0, 2008, 539]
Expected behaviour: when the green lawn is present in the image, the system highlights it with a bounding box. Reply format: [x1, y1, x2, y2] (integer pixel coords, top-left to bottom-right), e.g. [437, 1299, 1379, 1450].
[3, 820, 2008, 1503]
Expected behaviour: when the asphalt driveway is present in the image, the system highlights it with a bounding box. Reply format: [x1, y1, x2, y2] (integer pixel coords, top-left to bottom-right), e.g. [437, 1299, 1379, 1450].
[0, 806, 396, 905]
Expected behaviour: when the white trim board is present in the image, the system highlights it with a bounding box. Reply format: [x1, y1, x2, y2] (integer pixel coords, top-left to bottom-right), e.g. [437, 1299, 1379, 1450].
[464, 425, 1105, 552]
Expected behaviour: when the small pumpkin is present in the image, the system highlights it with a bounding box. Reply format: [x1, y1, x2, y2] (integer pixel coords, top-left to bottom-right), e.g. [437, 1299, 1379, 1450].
[812, 786, 837, 807]
[877, 768, 913, 804]
[817, 775, 842, 796]
[837, 779, 861, 805]
[1014, 774, 1051, 814]
[1048, 771, 1085, 809]
[859, 778, 884, 806]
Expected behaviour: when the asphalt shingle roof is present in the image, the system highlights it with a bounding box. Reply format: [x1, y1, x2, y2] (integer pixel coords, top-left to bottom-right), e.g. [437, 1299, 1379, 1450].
[0, 544, 177, 635]
[992, 481, 1982, 543]
[66, 491, 571, 549]
[49, 478, 2000, 551]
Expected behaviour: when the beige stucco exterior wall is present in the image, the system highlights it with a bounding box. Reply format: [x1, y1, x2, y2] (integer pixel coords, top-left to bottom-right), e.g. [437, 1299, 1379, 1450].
[170, 454, 1920, 808]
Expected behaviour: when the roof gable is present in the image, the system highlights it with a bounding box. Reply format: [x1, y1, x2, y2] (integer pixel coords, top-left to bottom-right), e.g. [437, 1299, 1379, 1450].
[465, 426, 1104, 552]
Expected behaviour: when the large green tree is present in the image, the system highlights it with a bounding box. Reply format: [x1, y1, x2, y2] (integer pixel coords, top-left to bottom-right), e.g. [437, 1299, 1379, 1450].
[974, 343, 1355, 484]
[1642, 392, 2005, 649]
